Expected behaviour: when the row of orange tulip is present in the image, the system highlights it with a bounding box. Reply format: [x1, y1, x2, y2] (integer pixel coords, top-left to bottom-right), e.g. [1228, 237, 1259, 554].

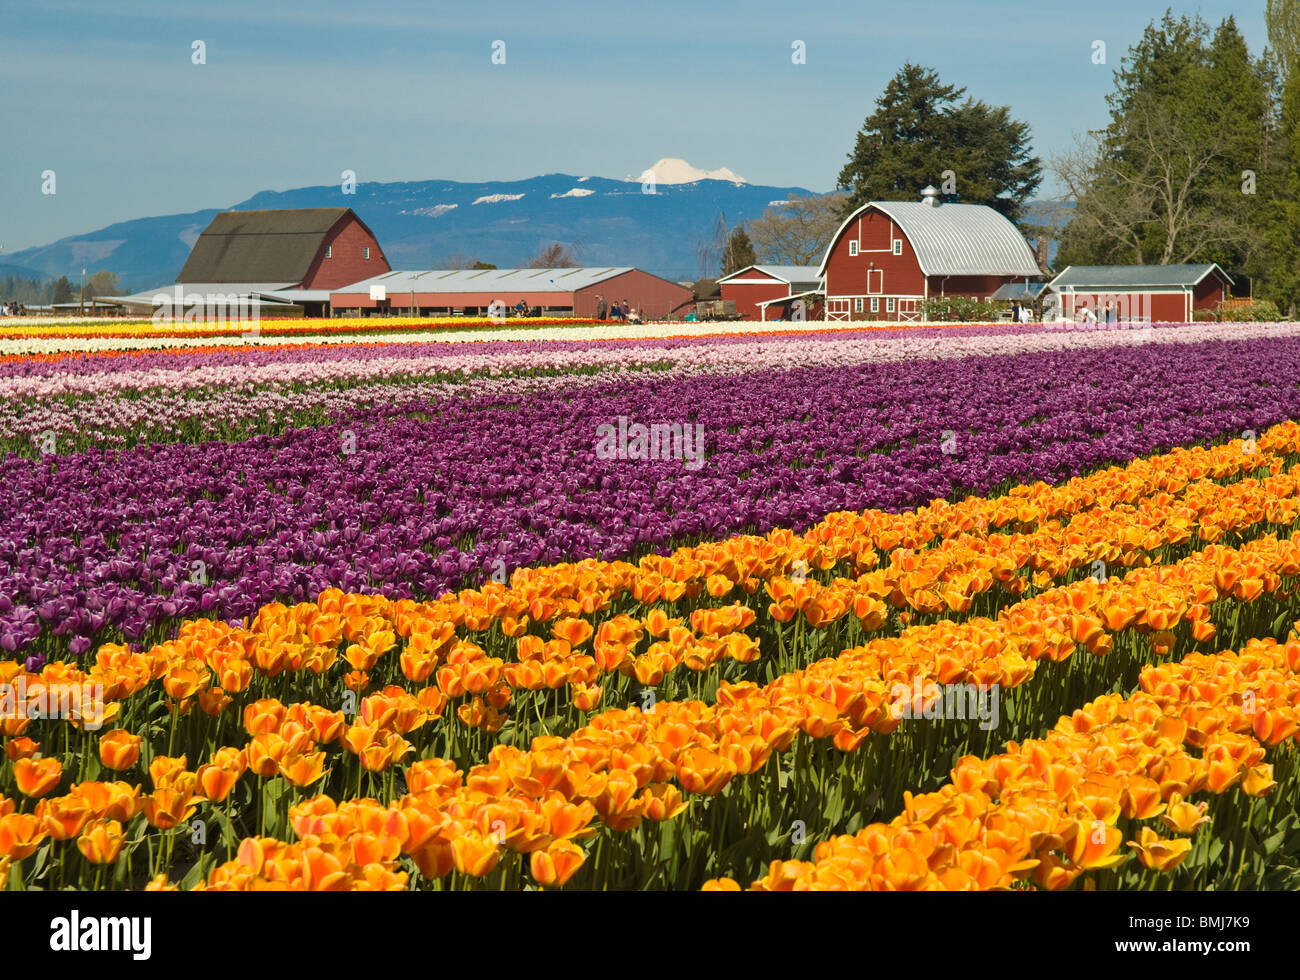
[715, 630, 1300, 890]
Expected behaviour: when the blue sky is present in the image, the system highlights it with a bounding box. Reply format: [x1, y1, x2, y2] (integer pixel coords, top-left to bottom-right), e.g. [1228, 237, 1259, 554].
[0, 0, 1271, 253]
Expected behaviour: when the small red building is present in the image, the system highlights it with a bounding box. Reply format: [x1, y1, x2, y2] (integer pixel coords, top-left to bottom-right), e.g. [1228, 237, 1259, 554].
[331, 267, 694, 320]
[717, 265, 823, 320]
[1045, 264, 1233, 322]
[818, 187, 1042, 321]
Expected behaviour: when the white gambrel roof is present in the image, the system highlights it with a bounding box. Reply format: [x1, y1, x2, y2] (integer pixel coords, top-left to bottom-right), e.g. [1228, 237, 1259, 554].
[817, 201, 1040, 278]
[334, 268, 636, 294]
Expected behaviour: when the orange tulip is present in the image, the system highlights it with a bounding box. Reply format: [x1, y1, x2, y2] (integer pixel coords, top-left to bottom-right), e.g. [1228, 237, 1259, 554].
[3, 736, 39, 761]
[676, 748, 737, 796]
[142, 789, 197, 830]
[199, 688, 232, 717]
[1127, 827, 1192, 872]
[1160, 794, 1211, 835]
[300, 845, 351, 891]
[1242, 763, 1276, 797]
[450, 831, 501, 877]
[246, 733, 289, 778]
[14, 756, 62, 798]
[98, 729, 142, 771]
[162, 662, 210, 701]
[640, 783, 689, 821]
[77, 819, 125, 865]
[1251, 709, 1299, 748]
[196, 761, 242, 803]
[0, 812, 48, 860]
[551, 617, 594, 648]
[74, 781, 141, 822]
[571, 682, 603, 712]
[1067, 822, 1128, 871]
[540, 794, 597, 840]
[405, 758, 462, 797]
[280, 751, 328, 788]
[411, 840, 456, 879]
[702, 876, 742, 890]
[530, 839, 585, 887]
[243, 698, 286, 736]
[38, 795, 92, 840]
[148, 755, 189, 790]
[1120, 777, 1166, 820]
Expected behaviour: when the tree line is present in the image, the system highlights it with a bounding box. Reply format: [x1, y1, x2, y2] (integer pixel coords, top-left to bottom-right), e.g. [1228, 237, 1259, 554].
[1, 271, 120, 308]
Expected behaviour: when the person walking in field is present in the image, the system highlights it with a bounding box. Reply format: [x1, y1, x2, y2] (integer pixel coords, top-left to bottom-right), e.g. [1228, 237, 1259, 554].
[596, 295, 607, 320]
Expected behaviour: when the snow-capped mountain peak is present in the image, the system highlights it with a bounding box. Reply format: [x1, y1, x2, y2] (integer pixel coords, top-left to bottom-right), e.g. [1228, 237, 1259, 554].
[627, 158, 748, 185]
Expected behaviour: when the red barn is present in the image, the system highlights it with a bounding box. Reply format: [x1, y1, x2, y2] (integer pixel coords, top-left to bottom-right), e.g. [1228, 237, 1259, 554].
[818, 187, 1042, 321]
[99, 207, 394, 318]
[177, 207, 389, 290]
[717, 265, 823, 320]
[1046, 264, 1234, 322]
[331, 267, 693, 320]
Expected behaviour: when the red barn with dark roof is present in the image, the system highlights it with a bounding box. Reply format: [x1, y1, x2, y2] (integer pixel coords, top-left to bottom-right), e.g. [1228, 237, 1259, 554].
[177, 207, 389, 290]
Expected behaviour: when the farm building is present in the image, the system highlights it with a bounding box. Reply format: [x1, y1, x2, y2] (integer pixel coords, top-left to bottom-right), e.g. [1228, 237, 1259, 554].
[817, 186, 1042, 321]
[177, 208, 389, 291]
[1046, 264, 1233, 322]
[717, 265, 823, 320]
[100, 207, 390, 318]
[330, 267, 694, 319]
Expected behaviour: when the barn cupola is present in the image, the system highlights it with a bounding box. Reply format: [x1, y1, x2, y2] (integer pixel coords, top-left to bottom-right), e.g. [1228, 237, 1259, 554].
[920, 185, 941, 207]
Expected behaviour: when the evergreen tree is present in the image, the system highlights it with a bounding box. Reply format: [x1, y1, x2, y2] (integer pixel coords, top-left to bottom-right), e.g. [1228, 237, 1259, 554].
[51, 276, 74, 305]
[720, 227, 757, 277]
[837, 63, 1041, 221]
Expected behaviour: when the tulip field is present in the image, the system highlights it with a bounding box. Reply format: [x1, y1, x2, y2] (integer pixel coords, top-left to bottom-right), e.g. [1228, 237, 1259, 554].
[4, 317, 1300, 890]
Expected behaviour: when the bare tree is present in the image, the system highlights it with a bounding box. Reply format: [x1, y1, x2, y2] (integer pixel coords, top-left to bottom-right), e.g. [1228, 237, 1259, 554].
[1054, 93, 1246, 265]
[748, 192, 848, 265]
[526, 240, 582, 268]
[439, 253, 496, 270]
[696, 211, 730, 278]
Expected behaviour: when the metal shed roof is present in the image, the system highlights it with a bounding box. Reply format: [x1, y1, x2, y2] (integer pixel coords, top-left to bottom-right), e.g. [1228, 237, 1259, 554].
[1047, 264, 1233, 289]
[990, 280, 1050, 300]
[718, 265, 823, 285]
[818, 201, 1041, 278]
[334, 268, 637, 294]
[98, 282, 299, 307]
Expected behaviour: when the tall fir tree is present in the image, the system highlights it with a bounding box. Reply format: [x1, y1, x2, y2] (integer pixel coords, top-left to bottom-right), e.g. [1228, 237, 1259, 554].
[836, 64, 1040, 222]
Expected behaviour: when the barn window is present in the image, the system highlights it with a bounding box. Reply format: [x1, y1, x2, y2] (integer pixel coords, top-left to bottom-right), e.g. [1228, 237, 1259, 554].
[886, 297, 896, 312]
[325, 246, 332, 259]
[364, 246, 371, 260]
[849, 241, 859, 257]
[870, 297, 879, 313]
[853, 298, 863, 313]
[892, 239, 902, 255]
